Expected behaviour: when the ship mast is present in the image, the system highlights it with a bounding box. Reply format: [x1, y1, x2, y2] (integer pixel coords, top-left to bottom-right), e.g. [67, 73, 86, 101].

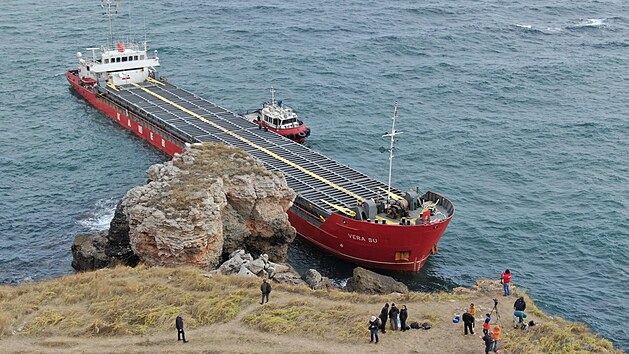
[270, 86, 276, 106]
[101, 0, 118, 48]
[383, 101, 402, 207]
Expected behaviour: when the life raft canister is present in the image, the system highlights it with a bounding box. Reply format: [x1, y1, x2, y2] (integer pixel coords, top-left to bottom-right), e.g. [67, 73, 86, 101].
[117, 43, 125, 52]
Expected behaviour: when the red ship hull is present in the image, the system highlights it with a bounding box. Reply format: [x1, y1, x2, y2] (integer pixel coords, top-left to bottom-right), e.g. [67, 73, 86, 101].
[68, 71, 453, 272]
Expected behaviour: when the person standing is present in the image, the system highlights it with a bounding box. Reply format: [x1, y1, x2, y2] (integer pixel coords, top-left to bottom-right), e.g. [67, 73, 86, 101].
[388, 303, 400, 331]
[482, 332, 494, 354]
[175, 314, 188, 343]
[399, 305, 408, 331]
[469, 303, 477, 329]
[492, 325, 502, 352]
[500, 269, 512, 296]
[260, 278, 272, 304]
[483, 313, 491, 335]
[379, 303, 389, 333]
[368, 315, 380, 344]
[462, 309, 475, 336]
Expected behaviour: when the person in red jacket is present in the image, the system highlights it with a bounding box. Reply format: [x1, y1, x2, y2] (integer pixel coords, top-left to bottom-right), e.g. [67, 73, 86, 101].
[500, 269, 512, 296]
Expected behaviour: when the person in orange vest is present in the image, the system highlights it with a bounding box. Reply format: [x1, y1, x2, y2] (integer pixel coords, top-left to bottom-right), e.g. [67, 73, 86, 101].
[492, 325, 502, 353]
[500, 269, 512, 296]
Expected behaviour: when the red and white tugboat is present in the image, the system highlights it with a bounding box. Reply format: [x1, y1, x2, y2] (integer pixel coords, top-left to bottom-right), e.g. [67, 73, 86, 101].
[243, 87, 311, 143]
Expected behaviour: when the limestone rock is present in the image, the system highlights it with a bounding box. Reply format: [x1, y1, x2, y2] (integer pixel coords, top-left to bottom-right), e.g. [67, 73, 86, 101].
[302, 269, 334, 290]
[344, 267, 409, 294]
[272, 271, 307, 286]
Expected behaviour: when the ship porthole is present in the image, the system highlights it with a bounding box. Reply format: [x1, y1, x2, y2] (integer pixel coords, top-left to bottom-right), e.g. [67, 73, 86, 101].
[342, 219, 347, 224]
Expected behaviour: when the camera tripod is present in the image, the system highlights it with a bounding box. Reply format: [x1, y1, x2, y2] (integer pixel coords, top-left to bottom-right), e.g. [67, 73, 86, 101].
[489, 298, 501, 324]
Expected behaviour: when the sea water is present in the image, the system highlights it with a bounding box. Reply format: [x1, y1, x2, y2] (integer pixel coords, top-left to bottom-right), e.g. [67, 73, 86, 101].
[0, 0, 627, 348]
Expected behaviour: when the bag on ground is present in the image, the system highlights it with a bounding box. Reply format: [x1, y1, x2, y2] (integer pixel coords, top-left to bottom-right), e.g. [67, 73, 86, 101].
[410, 321, 420, 329]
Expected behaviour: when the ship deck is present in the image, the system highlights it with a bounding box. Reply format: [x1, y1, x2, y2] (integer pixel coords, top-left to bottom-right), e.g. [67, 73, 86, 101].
[101, 80, 445, 221]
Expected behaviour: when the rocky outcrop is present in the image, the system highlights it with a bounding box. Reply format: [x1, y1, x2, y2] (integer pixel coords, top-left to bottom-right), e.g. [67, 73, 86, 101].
[216, 249, 307, 286]
[302, 269, 334, 290]
[344, 267, 409, 294]
[71, 231, 112, 271]
[72, 143, 296, 271]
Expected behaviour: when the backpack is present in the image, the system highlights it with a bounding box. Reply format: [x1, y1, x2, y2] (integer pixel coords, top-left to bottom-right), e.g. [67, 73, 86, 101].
[410, 321, 420, 329]
[421, 322, 431, 330]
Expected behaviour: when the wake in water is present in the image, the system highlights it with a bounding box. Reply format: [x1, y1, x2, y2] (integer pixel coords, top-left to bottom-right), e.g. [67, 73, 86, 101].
[76, 198, 117, 231]
[567, 18, 607, 29]
[512, 23, 563, 34]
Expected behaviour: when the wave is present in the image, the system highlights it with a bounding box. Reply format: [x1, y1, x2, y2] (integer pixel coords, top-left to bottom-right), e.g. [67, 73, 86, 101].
[567, 18, 607, 30]
[76, 198, 117, 232]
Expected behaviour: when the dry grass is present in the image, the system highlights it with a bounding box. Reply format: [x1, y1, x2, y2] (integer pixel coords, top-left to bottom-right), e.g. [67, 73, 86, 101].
[243, 298, 364, 342]
[0, 266, 253, 338]
[504, 319, 619, 353]
[169, 143, 271, 208]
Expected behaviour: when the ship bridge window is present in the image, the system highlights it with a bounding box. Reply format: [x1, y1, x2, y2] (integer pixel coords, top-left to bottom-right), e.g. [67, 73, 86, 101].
[122, 57, 128, 62]
[134, 55, 138, 60]
[86, 66, 90, 71]
[116, 57, 121, 63]
[140, 55, 145, 60]
[272, 118, 279, 126]
[104, 59, 109, 64]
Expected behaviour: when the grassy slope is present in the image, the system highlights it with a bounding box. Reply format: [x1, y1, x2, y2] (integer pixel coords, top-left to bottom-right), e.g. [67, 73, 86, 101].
[0, 266, 622, 354]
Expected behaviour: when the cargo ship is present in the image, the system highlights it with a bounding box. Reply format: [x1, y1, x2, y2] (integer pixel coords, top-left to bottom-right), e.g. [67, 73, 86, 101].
[67, 1, 454, 271]
[243, 87, 311, 143]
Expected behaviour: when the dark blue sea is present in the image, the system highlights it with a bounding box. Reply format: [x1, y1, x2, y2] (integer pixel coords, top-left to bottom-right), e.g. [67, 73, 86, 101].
[1, 0, 628, 348]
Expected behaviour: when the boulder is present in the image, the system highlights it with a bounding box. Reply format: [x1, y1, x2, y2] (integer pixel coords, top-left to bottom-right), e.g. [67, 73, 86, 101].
[272, 271, 307, 286]
[71, 231, 112, 271]
[302, 269, 334, 290]
[344, 267, 409, 294]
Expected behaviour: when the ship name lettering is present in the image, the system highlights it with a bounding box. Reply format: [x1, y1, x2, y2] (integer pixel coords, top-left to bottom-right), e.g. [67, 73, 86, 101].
[348, 233, 366, 242]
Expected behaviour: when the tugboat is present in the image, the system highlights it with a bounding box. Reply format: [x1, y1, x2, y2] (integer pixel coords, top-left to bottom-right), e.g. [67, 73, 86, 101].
[243, 87, 311, 143]
[67, 0, 454, 272]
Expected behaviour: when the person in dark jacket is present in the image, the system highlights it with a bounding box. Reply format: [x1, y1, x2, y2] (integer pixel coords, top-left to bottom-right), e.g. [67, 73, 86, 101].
[462, 309, 475, 335]
[514, 297, 526, 312]
[260, 278, 272, 304]
[482, 333, 494, 354]
[175, 314, 188, 343]
[379, 303, 389, 333]
[368, 315, 380, 344]
[388, 303, 400, 331]
[399, 305, 409, 331]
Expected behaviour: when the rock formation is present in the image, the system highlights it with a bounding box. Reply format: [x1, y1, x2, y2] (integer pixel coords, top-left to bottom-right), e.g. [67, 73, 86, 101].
[72, 142, 296, 271]
[302, 269, 334, 290]
[216, 249, 307, 286]
[344, 267, 409, 294]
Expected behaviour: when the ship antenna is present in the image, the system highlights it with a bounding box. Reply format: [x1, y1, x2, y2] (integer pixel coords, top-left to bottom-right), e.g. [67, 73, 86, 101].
[270, 86, 276, 106]
[382, 101, 402, 207]
[101, 0, 118, 48]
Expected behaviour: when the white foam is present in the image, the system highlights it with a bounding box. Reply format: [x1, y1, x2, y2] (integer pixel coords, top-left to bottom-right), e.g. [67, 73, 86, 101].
[76, 198, 117, 231]
[583, 18, 605, 27]
[515, 24, 532, 29]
